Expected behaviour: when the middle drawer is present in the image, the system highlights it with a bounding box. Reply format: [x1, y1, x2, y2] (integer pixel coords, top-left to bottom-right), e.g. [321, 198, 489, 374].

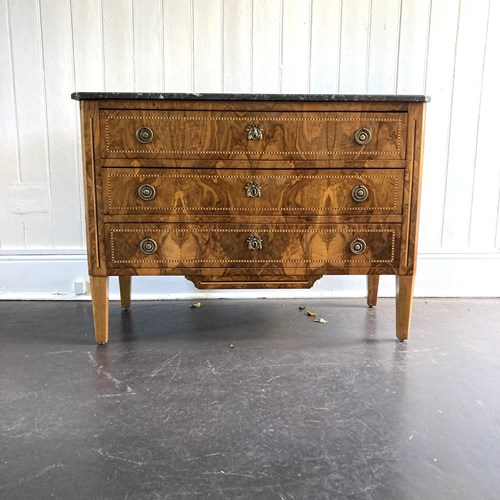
[102, 168, 404, 216]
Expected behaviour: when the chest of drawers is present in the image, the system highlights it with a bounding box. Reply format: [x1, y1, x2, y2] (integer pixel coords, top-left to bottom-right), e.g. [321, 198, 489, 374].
[72, 93, 428, 344]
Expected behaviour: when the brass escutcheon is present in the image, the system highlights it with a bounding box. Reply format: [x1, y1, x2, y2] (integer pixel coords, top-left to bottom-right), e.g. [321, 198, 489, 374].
[246, 123, 263, 141]
[247, 234, 263, 251]
[246, 181, 262, 198]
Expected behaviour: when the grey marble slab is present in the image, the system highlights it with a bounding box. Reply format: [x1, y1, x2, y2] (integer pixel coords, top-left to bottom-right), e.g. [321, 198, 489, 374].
[71, 92, 430, 102]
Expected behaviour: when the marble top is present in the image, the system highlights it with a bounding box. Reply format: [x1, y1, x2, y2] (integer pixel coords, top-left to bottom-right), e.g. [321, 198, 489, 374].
[71, 92, 430, 102]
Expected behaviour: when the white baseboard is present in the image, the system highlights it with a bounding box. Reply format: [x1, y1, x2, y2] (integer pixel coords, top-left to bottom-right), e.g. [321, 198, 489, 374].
[0, 251, 499, 299]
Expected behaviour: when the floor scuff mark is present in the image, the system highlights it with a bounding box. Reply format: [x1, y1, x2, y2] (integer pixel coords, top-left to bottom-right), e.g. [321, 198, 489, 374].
[87, 352, 134, 394]
[149, 351, 182, 379]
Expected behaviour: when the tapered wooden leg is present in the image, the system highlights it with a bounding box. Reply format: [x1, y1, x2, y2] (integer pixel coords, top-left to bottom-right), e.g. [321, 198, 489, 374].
[90, 276, 109, 344]
[395, 275, 415, 341]
[367, 275, 380, 307]
[119, 276, 131, 309]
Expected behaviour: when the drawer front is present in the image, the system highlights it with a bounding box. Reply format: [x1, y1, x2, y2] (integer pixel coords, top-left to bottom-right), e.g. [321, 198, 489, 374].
[100, 110, 407, 160]
[103, 168, 404, 216]
[106, 223, 400, 270]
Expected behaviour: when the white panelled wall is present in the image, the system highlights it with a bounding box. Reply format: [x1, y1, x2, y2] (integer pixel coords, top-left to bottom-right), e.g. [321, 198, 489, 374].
[0, 0, 499, 298]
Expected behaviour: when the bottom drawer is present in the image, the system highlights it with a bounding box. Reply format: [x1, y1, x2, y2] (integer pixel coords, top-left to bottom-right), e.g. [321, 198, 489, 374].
[106, 223, 400, 271]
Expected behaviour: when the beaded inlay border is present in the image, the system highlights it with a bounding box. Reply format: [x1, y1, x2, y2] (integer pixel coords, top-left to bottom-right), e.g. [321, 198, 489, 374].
[106, 173, 400, 212]
[103, 113, 404, 156]
[109, 228, 396, 264]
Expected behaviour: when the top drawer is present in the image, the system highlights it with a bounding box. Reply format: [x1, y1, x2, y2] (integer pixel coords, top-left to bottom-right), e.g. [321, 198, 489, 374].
[99, 110, 407, 161]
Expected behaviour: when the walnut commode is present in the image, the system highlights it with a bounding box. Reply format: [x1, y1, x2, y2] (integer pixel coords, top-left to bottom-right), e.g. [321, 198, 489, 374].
[72, 93, 428, 344]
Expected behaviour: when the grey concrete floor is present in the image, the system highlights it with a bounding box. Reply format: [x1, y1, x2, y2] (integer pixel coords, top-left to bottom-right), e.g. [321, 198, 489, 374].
[0, 298, 499, 500]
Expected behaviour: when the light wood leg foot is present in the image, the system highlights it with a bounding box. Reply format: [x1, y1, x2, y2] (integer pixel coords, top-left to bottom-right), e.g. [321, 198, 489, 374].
[395, 275, 415, 341]
[367, 275, 380, 307]
[119, 276, 131, 309]
[90, 276, 109, 344]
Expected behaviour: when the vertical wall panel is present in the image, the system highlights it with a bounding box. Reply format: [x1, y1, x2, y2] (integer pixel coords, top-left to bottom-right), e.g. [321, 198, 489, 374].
[223, 0, 252, 93]
[496, 200, 500, 250]
[193, 0, 222, 92]
[0, 0, 19, 186]
[309, 0, 341, 93]
[70, 0, 104, 90]
[418, 0, 460, 252]
[133, 0, 163, 91]
[102, 0, 134, 91]
[0, 0, 24, 247]
[251, 0, 281, 93]
[397, 0, 431, 94]
[469, 0, 500, 249]
[441, 0, 490, 249]
[338, 0, 371, 93]
[281, 0, 311, 93]
[9, 0, 49, 185]
[367, 0, 400, 93]
[7, 0, 53, 248]
[164, 0, 192, 91]
[40, 0, 83, 248]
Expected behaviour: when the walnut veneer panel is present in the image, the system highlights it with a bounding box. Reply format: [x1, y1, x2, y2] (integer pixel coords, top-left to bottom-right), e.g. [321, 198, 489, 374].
[106, 223, 400, 271]
[100, 110, 407, 160]
[103, 168, 404, 217]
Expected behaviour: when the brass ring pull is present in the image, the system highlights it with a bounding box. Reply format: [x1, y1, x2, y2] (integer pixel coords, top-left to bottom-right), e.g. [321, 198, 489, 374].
[137, 184, 156, 201]
[350, 238, 367, 255]
[354, 127, 372, 145]
[140, 238, 158, 255]
[136, 126, 154, 144]
[247, 234, 263, 251]
[246, 123, 263, 141]
[246, 181, 262, 198]
[351, 185, 369, 202]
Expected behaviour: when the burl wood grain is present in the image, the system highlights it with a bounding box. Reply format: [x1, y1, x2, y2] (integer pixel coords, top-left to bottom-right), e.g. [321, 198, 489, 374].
[96, 99, 410, 113]
[80, 101, 106, 276]
[186, 274, 322, 289]
[100, 158, 406, 170]
[399, 102, 426, 274]
[103, 168, 405, 217]
[105, 223, 400, 272]
[100, 110, 407, 161]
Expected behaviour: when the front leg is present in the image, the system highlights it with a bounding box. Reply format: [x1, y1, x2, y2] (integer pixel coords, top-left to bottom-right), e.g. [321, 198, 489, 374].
[90, 276, 109, 344]
[367, 275, 380, 307]
[395, 275, 415, 341]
